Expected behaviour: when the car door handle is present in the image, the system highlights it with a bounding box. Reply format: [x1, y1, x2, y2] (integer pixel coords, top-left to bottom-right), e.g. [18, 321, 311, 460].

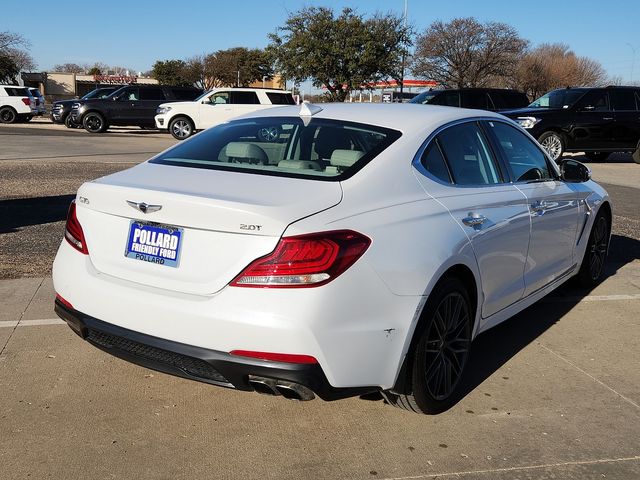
[462, 214, 487, 227]
[602, 117, 614, 121]
[531, 201, 548, 214]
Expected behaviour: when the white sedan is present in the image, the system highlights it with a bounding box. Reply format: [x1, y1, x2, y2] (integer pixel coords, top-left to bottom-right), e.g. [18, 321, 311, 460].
[53, 103, 611, 414]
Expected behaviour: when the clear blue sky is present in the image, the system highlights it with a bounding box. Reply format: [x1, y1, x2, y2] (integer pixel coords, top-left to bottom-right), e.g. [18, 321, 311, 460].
[2, 0, 639, 83]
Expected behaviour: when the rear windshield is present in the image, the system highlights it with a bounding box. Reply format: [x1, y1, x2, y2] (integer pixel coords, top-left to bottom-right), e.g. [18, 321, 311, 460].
[150, 117, 401, 181]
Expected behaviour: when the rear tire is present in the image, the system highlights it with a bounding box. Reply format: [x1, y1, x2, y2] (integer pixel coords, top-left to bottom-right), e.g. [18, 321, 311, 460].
[0, 106, 17, 124]
[169, 116, 194, 140]
[633, 143, 640, 164]
[83, 112, 107, 133]
[384, 277, 473, 414]
[577, 211, 610, 288]
[538, 131, 565, 162]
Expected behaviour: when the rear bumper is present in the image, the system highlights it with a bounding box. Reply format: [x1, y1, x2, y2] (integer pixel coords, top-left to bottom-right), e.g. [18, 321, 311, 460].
[54, 298, 377, 401]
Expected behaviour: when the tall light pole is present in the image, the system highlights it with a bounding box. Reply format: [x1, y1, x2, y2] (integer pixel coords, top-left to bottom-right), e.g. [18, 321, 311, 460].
[399, 0, 408, 98]
[627, 43, 637, 83]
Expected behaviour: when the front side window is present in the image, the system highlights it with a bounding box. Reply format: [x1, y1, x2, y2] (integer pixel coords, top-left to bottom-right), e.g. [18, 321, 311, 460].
[150, 117, 401, 181]
[436, 122, 502, 185]
[575, 90, 609, 112]
[487, 121, 552, 182]
[529, 89, 587, 109]
[432, 91, 460, 107]
[209, 92, 229, 104]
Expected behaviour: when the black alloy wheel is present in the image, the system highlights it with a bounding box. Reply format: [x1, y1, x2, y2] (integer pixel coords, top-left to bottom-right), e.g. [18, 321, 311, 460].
[83, 112, 107, 133]
[578, 213, 609, 287]
[0, 107, 17, 124]
[383, 277, 473, 414]
[65, 115, 78, 128]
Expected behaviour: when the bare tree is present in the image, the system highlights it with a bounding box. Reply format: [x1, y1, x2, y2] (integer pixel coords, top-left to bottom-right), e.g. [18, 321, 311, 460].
[53, 63, 85, 73]
[411, 18, 527, 88]
[0, 31, 36, 78]
[513, 43, 608, 99]
[183, 54, 224, 90]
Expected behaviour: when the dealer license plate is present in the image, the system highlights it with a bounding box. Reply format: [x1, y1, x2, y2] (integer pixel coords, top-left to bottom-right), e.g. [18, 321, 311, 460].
[124, 221, 183, 268]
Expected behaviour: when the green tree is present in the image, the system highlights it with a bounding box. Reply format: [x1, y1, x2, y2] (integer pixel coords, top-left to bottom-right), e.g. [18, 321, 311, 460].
[150, 59, 192, 86]
[411, 18, 528, 88]
[212, 47, 273, 87]
[268, 7, 410, 102]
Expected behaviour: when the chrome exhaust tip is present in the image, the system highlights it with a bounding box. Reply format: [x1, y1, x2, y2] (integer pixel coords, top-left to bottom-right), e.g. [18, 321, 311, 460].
[247, 375, 316, 401]
[248, 376, 279, 396]
[275, 381, 315, 401]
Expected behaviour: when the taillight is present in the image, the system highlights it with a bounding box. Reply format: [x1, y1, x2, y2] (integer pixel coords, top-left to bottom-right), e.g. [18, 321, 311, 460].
[64, 200, 89, 254]
[230, 230, 370, 288]
[230, 350, 318, 364]
[21, 98, 30, 106]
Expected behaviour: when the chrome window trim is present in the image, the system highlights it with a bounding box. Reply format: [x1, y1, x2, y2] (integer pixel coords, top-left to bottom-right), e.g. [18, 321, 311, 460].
[412, 116, 510, 189]
[412, 116, 562, 188]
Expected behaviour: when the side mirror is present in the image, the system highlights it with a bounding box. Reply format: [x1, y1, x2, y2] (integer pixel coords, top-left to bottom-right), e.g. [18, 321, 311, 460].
[560, 159, 591, 183]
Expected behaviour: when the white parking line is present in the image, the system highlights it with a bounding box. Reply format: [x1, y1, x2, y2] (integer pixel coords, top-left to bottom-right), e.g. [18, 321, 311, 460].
[543, 293, 640, 303]
[0, 318, 65, 328]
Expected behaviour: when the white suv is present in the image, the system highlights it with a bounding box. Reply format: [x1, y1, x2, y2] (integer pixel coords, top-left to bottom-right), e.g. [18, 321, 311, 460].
[0, 85, 36, 123]
[155, 88, 295, 140]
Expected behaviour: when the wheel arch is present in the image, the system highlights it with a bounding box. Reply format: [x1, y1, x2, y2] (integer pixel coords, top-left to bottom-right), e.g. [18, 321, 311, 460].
[391, 261, 481, 394]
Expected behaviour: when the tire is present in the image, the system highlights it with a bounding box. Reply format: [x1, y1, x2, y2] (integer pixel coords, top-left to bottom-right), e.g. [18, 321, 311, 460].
[587, 152, 610, 162]
[83, 112, 107, 133]
[0, 106, 17, 124]
[64, 115, 78, 129]
[577, 211, 610, 288]
[169, 116, 194, 140]
[383, 277, 473, 414]
[633, 143, 640, 164]
[23, 116, 32, 122]
[538, 131, 565, 162]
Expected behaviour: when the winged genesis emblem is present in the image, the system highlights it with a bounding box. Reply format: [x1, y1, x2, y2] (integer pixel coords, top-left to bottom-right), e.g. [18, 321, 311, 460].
[126, 201, 162, 214]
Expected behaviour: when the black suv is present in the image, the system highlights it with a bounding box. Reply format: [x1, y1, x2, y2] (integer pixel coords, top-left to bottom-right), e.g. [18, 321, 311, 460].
[71, 85, 202, 133]
[503, 86, 640, 162]
[51, 87, 119, 127]
[410, 88, 529, 111]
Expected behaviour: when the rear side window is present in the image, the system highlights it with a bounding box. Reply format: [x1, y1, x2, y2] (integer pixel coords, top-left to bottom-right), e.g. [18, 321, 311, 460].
[490, 91, 529, 109]
[150, 117, 401, 181]
[231, 91, 260, 104]
[266, 92, 296, 105]
[4, 87, 29, 97]
[420, 142, 451, 183]
[436, 122, 502, 185]
[140, 88, 166, 101]
[487, 121, 552, 182]
[612, 89, 638, 111]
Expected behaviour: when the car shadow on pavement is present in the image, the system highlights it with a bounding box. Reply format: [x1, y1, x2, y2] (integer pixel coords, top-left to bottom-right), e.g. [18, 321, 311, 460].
[366, 233, 640, 410]
[0, 194, 75, 233]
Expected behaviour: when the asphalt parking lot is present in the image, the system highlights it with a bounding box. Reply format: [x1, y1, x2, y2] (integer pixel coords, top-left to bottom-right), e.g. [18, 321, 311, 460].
[1, 120, 639, 480]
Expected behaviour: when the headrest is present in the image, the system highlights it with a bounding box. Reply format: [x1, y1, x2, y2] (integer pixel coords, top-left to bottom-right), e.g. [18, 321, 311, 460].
[225, 142, 268, 163]
[330, 149, 365, 168]
[277, 160, 321, 170]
